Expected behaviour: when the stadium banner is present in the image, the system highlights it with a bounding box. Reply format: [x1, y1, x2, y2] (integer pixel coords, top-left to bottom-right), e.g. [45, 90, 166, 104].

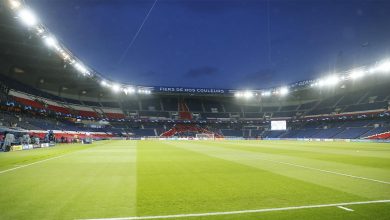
[40, 143, 50, 148]
[154, 86, 229, 95]
[22, 144, 34, 150]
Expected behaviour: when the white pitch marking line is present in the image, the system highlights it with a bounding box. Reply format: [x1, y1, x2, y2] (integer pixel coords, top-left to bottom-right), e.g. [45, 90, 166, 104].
[174, 142, 390, 185]
[78, 199, 390, 220]
[337, 206, 354, 212]
[0, 154, 66, 175]
[262, 159, 390, 185]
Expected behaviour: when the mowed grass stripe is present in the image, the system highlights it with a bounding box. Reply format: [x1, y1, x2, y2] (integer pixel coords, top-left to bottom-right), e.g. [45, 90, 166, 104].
[0, 141, 138, 220]
[219, 140, 390, 159]
[206, 141, 390, 169]
[136, 141, 363, 217]
[0, 141, 112, 172]
[169, 141, 390, 199]
[204, 140, 390, 182]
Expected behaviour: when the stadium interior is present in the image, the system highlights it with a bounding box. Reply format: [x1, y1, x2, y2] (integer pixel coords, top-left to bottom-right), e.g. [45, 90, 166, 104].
[1, 0, 390, 144]
[1, 1, 390, 220]
[1, 1, 390, 143]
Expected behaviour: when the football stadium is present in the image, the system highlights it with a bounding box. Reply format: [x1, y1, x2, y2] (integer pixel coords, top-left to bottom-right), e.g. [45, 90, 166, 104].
[0, 0, 390, 219]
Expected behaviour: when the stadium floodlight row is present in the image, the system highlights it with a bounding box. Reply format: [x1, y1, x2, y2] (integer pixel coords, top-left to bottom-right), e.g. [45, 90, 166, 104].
[4, 0, 390, 99]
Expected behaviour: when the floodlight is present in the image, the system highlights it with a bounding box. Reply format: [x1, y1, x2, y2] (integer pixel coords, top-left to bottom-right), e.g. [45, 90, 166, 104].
[234, 92, 241, 97]
[279, 87, 289, 95]
[124, 87, 135, 94]
[9, 0, 21, 10]
[375, 60, 390, 73]
[60, 51, 70, 60]
[138, 89, 151, 94]
[350, 70, 364, 79]
[43, 36, 58, 48]
[100, 81, 108, 87]
[18, 8, 38, 26]
[243, 91, 253, 98]
[318, 75, 339, 87]
[74, 62, 89, 75]
[112, 84, 121, 93]
[325, 75, 340, 85]
[261, 91, 271, 97]
[36, 27, 44, 34]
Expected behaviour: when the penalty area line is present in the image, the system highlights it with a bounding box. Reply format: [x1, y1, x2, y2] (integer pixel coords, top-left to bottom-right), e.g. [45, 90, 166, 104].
[78, 199, 390, 220]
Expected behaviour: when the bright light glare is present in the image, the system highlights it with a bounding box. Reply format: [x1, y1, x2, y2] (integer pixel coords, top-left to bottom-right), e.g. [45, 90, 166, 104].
[18, 9, 38, 26]
[36, 27, 44, 33]
[262, 91, 271, 97]
[100, 81, 108, 87]
[74, 63, 89, 75]
[279, 87, 289, 95]
[234, 92, 241, 97]
[375, 60, 390, 73]
[124, 87, 135, 94]
[44, 36, 57, 47]
[138, 89, 151, 94]
[60, 51, 70, 60]
[9, 0, 21, 9]
[243, 91, 253, 98]
[318, 75, 339, 87]
[112, 84, 121, 93]
[350, 70, 365, 79]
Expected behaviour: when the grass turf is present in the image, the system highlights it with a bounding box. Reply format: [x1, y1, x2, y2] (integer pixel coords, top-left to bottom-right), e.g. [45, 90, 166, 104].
[0, 140, 389, 219]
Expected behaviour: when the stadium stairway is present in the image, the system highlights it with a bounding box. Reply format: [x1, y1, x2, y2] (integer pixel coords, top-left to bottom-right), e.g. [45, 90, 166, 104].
[366, 131, 390, 139]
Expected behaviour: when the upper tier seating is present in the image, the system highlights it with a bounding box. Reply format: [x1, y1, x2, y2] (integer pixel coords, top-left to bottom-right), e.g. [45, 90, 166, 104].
[280, 105, 299, 111]
[122, 100, 140, 111]
[223, 102, 241, 112]
[83, 101, 100, 107]
[161, 98, 178, 111]
[336, 90, 367, 106]
[102, 102, 121, 108]
[315, 95, 343, 109]
[141, 98, 161, 111]
[139, 111, 170, 118]
[243, 105, 260, 112]
[202, 113, 230, 119]
[186, 98, 203, 112]
[298, 101, 318, 110]
[262, 106, 279, 112]
[203, 100, 223, 112]
[272, 111, 297, 118]
[242, 112, 264, 118]
[343, 102, 388, 113]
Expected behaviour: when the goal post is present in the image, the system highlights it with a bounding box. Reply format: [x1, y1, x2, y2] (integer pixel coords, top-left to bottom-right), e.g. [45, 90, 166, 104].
[196, 133, 215, 140]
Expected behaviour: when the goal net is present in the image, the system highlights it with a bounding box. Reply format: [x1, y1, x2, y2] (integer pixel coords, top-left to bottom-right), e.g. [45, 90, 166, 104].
[196, 133, 215, 140]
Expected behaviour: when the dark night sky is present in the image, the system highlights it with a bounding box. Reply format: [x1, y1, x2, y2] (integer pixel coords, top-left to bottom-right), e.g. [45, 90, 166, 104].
[27, 0, 390, 89]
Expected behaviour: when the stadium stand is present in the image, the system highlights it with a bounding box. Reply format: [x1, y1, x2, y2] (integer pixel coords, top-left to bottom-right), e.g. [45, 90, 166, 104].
[0, 4, 389, 142]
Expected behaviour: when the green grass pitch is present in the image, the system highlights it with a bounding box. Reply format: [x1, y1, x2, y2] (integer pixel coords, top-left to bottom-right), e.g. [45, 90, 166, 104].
[0, 140, 389, 220]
